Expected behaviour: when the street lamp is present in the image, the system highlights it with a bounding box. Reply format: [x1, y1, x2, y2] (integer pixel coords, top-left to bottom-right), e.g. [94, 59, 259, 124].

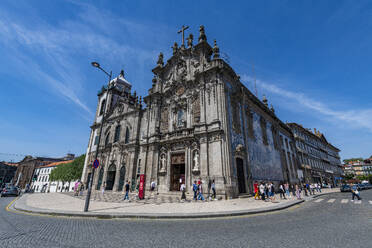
[84, 62, 112, 212]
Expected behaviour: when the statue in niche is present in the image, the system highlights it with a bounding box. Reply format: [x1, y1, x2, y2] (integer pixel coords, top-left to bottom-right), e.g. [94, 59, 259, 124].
[159, 154, 166, 173]
[192, 150, 199, 172]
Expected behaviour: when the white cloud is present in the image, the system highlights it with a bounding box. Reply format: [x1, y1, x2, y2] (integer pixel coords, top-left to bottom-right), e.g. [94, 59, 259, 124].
[241, 75, 372, 132]
[0, 3, 166, 116]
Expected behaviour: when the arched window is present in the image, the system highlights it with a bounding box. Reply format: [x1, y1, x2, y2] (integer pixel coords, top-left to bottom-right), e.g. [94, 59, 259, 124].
[114, 125, 121, 143]
[99, 99, 106, 116]
[105, 132, 110, 147]
[125, 127, 130, 144]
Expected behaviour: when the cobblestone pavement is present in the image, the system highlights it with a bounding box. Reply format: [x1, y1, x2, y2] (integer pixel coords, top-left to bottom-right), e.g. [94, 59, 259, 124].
[1, 190, 372, 248]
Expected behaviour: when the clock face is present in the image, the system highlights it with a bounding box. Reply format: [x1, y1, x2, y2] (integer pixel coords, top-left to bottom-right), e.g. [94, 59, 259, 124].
[176, 86, 185, 96]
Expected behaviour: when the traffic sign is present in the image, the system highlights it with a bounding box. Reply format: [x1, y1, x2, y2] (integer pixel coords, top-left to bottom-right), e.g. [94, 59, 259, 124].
[93, 159, 100, 169]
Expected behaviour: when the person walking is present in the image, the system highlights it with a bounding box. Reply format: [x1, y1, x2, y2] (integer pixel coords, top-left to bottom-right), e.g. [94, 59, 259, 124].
[197, 181, 205, 201]
[270, 182, 276, 202]
[295, 184, 301, 199]
[254, 181, 260, 200]
[260, 182, 265, 201]
[102, 182, 106, 195]
[207, 179, 212, 201]
[124, 181, 130, 201]
[351, 184, 361, 201]
[279, 184, 286, 200]
[180, 182, 186, 201]
[285, 183, 290, 199]
[211, 180, 216, 200]
[149, 180, 156, 199]
[192, 180, 198, 201]
[79, 183, 84, 196]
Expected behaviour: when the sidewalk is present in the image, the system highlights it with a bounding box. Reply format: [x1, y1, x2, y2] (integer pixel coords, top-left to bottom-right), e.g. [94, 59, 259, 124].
[11, 188, 339, 219]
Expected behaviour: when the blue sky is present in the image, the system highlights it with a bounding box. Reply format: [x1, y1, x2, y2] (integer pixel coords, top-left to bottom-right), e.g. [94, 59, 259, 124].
[1, 0, 372, 162]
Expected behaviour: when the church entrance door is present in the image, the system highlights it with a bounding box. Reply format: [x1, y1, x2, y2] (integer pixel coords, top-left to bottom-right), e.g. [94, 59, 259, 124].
[106, 164, 116, 190]
[236, 158, 246, 194]
[170, 153, 185, 191]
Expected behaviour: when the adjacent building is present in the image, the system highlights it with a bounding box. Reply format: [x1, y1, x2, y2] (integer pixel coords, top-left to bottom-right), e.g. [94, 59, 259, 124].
[82, 26, 299, 199]
[14, 154, 75, 189]
[31, 160, 74, 193]
[342, 157, 372, 176]
[0, 162, 17, 185]
[287, 123, 342, 186]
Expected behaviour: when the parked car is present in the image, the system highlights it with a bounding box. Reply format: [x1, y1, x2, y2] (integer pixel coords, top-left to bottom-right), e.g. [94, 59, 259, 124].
[340, 184, 351, 192]
[361, 183, 372, 190]
[1, 186, 20, 197]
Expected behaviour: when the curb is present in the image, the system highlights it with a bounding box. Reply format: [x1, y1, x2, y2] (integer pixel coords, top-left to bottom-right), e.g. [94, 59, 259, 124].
[10, 191, 339, 220]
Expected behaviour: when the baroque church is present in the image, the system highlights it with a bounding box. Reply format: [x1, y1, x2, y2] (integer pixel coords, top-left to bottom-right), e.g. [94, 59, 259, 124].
[81, 25, 299, 198]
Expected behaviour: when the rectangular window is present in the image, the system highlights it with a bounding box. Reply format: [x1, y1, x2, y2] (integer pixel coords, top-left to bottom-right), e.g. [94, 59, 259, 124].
[94, 135, 99, 145]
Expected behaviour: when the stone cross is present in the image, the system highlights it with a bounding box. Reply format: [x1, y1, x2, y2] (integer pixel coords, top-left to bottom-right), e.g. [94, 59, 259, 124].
[177, 25, 189, 48]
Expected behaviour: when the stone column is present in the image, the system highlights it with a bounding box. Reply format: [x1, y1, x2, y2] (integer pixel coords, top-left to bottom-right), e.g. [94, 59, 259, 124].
[112, 165, 121, 192]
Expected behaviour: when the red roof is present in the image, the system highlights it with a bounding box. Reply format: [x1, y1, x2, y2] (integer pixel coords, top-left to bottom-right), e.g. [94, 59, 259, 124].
[39, 160, 74, 168]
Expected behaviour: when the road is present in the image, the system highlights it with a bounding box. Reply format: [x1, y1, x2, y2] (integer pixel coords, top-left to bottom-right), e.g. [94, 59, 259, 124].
[0, 190, 371, 248]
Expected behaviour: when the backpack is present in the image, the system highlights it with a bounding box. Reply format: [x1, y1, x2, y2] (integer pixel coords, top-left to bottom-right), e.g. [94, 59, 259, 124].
[193, 184, 198, 192]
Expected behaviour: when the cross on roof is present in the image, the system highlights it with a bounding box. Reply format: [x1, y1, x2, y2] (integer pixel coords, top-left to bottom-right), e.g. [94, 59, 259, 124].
[177, 25, 189, 48]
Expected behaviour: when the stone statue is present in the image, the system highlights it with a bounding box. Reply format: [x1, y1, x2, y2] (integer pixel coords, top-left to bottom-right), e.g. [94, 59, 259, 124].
[198, 25, 207, 42]
[172, 42, 178, 55]
[187, 33, 193, 48]
[193, 150, 199, 171]
[157, 52, 164, 66]
[213, 39, 220, 59]
[160, 154, 166, 173]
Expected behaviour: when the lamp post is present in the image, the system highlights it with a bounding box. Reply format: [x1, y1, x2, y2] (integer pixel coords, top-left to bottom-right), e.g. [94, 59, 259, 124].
[84, 62, 112, 212]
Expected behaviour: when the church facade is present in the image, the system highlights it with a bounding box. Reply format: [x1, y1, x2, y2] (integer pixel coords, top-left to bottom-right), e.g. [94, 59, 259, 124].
[81, 26, 299, 198]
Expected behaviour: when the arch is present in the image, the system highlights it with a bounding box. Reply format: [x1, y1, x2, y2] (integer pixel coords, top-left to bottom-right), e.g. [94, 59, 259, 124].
[124, 127, 130, 144]
[99, 99, 106, 115]
[114, 125, 121, 143]
[236, 157, 246, 194]
[118, 165, 126, 191]
[106, 163, 116, 190]
[96, 168, 104, 190]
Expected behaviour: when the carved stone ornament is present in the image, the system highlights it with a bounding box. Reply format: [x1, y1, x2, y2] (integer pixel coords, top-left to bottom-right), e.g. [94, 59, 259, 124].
[176, 86, 185, 96]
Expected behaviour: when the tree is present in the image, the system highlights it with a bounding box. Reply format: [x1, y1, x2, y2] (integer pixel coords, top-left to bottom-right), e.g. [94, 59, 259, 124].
[50, 154, 85, 187]
[368, 175, 372, 184]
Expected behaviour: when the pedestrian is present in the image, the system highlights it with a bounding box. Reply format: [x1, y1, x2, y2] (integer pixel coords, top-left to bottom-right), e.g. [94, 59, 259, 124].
[310, 184, 315, 195]
[318, 183, 322, 193]
[211, 179, 216, 200]
[350, 184, 361, 201]
[303, 183, 308, 196]
[208, 179, 212, 201]
[260, 182, 265, 201]
[285, 183, 290, 199]
[254, 181, 260, 200]
[102, 182, 106, 195]
[192, 180, 198, 201]
[149, 180, 156, 199]
[295, 184, 301, 199]
[279, 184, 286, 199]
[264, 182, 269, 201]
[79, 183, 84, 196]
[124, 180, 130, 201]
[270, 182, 276, 202]
[180, 182, 186, 201]
[198, 181, 205, 201]
[314, 183, 319, 193]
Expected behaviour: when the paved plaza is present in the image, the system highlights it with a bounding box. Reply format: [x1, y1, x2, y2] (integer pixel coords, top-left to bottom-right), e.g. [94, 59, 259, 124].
[12, 188, 338, 218]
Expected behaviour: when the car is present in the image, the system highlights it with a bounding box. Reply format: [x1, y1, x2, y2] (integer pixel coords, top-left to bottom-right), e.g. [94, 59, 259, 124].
[0, 186, 20, 197]
[340, 184, 351, 192]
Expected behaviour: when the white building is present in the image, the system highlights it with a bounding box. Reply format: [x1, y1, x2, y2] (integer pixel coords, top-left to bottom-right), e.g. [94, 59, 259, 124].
[31, 160, 75, 193]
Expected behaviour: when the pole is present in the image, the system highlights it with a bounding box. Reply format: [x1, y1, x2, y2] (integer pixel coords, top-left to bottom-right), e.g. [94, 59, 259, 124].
[84, 69, 112, 212]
